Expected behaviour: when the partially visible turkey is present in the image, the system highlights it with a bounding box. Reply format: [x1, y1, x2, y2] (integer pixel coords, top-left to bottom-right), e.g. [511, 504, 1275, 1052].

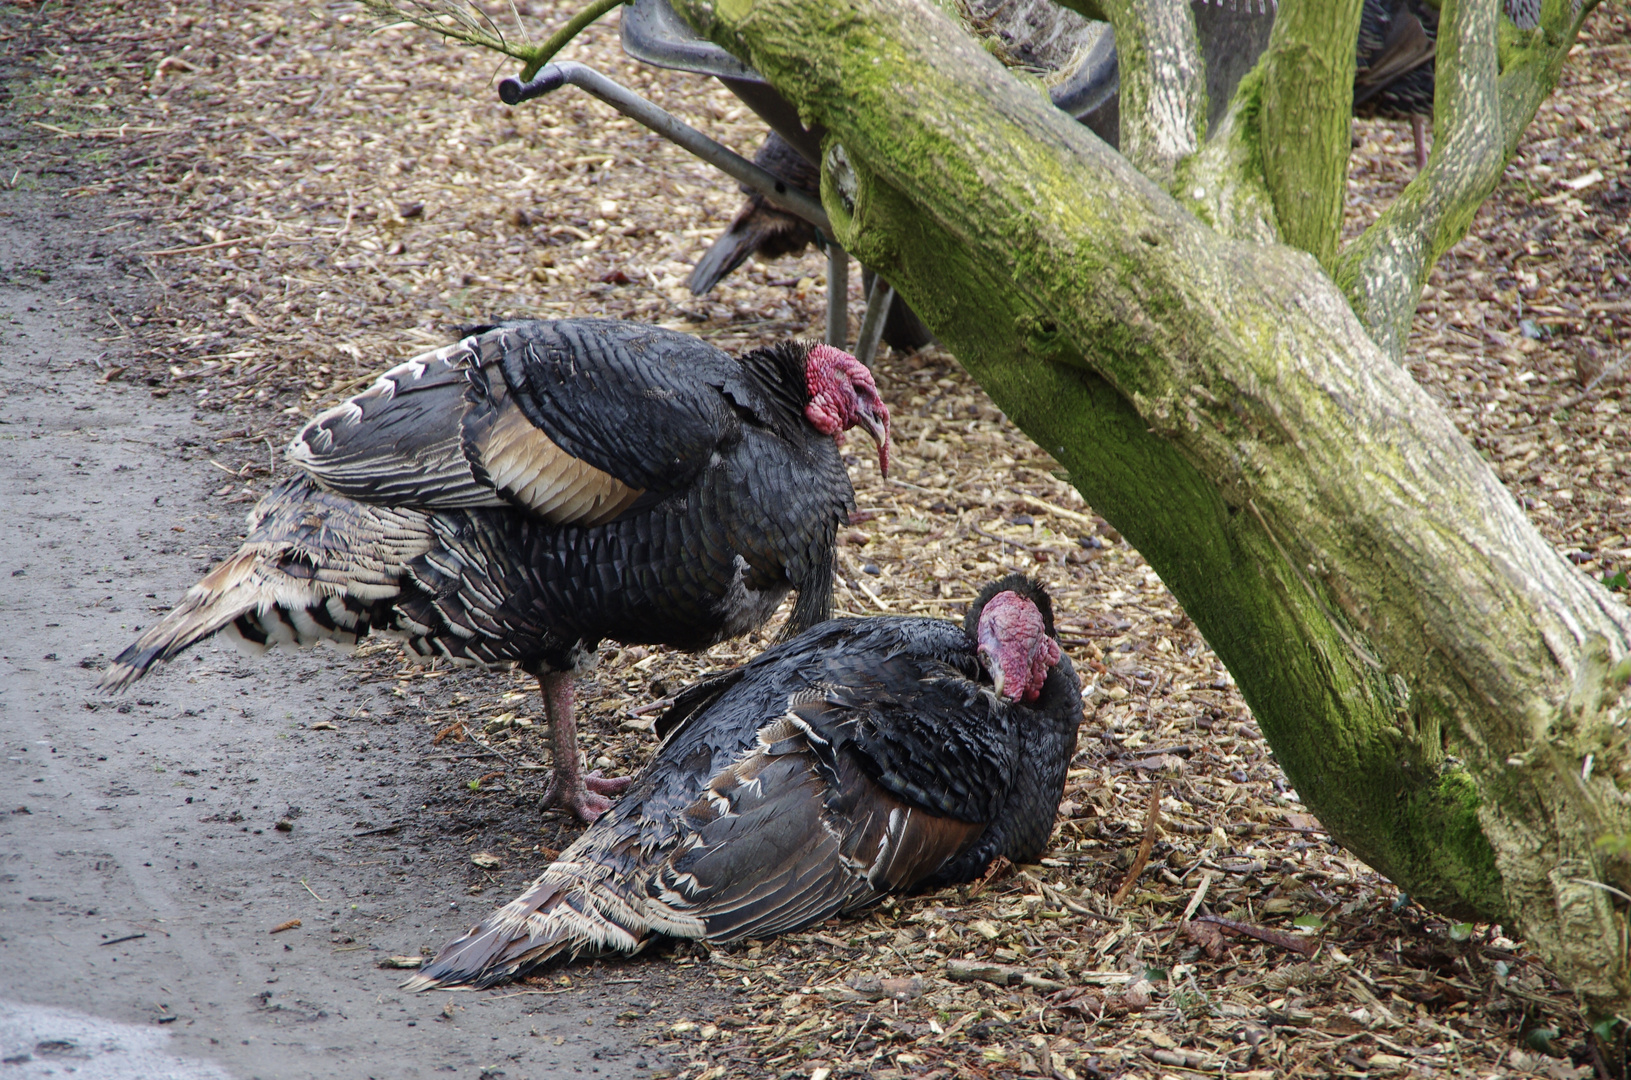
[1354, 0, 1440, 169]
[1351, 0, 1542, 169]
[405, 575, 1083, 991]
[685, 131, 822, 298]
[100, 319, 891, 822]
[686, 132, 934, 353]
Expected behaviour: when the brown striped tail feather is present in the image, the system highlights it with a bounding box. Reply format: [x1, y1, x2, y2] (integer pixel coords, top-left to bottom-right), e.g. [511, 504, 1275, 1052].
[99, 477, 433, 692]
[403, 859, 678, 991]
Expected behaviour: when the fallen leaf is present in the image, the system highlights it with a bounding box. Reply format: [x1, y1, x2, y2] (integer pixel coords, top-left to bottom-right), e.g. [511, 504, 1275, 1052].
[1562, 168, 1603, 190]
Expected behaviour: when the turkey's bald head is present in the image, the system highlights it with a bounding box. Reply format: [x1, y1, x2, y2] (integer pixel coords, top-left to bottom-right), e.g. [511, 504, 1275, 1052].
[804, 344, 891, 477]
[970, 576, 1062, 703]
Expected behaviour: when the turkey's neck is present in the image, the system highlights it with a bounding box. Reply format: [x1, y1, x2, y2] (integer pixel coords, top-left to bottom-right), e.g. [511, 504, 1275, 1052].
[736, 343, 812, 426]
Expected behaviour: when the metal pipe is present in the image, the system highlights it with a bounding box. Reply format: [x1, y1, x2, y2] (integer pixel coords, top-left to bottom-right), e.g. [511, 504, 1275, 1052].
[854, 277, 895, 368]
[825, 245, 848, 348]
[499, 63, 831, 236]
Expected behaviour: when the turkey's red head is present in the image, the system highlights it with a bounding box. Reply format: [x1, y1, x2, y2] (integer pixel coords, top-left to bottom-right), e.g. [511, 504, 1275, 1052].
[804, 344, 891, 477]
[972, 579, 1062, 703]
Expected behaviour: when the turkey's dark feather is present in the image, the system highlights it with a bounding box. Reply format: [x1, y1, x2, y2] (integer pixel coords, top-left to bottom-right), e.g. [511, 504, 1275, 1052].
[408, 609, 1083, 989]
[1354, 0, 1438, 119]
[488, 320, 754, 493]
[102, 319, 854, 690]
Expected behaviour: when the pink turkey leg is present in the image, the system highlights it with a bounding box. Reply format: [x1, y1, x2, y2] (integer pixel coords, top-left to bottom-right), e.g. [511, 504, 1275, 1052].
[535, 671, 632, 823]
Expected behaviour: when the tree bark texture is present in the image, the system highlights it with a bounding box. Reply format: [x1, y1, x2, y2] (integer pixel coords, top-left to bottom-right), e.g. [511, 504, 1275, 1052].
[1255, 0, 1363, 270]
[677, 0, 1631, 1017]
[1099, 0, 1206, 182]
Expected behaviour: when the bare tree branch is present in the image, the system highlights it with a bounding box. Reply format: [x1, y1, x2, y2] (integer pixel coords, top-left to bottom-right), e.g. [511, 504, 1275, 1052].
[358, 0, 625, 80]
[1175, 65, 1283, 245]
[1255, 0, 1364, 269]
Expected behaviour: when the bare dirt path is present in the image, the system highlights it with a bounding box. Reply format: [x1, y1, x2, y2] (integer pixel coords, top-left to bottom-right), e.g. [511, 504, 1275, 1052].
[0, 175, 664, 1080]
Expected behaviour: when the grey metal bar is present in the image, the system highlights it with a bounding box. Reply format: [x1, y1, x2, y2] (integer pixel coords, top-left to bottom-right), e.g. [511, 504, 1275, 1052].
[854, 277, 895, 368]
[1048, 27, 1120, 119]
[499, 63, 832, 237]
[825, 245, 848, 348]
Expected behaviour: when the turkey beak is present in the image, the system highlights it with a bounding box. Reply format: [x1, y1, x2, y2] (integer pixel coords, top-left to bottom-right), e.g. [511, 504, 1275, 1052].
[857, 399, 891, 477]
[978, 645, 1005, 701]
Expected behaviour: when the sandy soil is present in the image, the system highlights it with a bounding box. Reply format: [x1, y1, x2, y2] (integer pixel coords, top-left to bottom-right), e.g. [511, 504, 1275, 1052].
[0, 171, 687, 1080]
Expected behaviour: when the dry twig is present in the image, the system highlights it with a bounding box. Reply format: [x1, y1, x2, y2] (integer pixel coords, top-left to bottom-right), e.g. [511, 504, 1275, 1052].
[1112, 782, 1162, 905]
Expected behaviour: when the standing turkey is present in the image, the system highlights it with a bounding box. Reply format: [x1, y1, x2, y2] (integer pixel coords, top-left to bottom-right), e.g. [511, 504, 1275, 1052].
[405, 574, 1083, 990]
[100, 318, 891, 822]
[1353, 0, 1439, 169]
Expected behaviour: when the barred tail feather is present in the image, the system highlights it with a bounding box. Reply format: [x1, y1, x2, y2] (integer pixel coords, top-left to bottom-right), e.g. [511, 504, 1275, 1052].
[99, 477, 433, 692]
[685, 206, 812, 297]
[405, 858, 694, 991]
[99, 550, 286, 691]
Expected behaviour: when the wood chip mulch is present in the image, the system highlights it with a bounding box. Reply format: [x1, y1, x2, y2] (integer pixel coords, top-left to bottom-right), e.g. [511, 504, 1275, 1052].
[6, 0, 1628, 1075]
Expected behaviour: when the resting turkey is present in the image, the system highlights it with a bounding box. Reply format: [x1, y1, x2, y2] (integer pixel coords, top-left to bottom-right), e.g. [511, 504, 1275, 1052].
[406, 574, 1083, 990]
[101, 318, 890, 822]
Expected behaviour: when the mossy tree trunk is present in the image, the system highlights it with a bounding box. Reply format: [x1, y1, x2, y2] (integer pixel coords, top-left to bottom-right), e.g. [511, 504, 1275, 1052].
[673, 0, 1628, 1020]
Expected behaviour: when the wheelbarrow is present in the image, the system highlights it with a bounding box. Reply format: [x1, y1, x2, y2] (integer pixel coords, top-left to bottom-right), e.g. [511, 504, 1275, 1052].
[498, 0, 1270, 363]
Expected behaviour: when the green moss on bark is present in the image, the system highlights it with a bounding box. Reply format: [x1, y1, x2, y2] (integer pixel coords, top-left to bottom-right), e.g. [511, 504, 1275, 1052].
[1254, 0, 1362, 269]
[838, 162, 1506, 918]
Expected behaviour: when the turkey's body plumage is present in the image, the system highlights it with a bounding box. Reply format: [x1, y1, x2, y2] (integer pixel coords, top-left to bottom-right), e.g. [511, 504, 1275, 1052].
[408, 585, 1083, 990]
[1352, 0, 1535, 169]
[1353, 0, 1438, 122]
[106, 319, 854, 685]
[103, 319, 886, 819]
[1353, 0, 1541, 123]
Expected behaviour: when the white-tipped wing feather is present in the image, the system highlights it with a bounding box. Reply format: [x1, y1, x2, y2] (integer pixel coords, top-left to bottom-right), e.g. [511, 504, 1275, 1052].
[407, 700, 983, 990]
[290, 328, 662, 527]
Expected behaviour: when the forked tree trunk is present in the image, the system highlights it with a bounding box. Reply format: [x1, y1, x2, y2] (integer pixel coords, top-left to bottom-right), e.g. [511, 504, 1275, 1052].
[674, 0, 1630, 1021]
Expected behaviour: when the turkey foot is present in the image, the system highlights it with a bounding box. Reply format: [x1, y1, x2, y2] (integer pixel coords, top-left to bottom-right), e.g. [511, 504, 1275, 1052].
[537, 770, 620, 823]
[539, 770, 633, 822]
[536, 671, 629, 823]
[583, 771, 632, 796]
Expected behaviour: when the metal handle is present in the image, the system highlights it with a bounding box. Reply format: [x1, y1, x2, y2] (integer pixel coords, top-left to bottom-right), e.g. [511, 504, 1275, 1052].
[498, 69, 568, 105]
[497, 61, 832, 237]
[854, 277, 895, 368]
